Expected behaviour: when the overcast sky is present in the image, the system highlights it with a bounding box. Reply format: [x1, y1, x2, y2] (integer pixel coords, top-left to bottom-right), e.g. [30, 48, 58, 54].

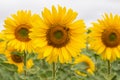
[0, 0, 120, 30]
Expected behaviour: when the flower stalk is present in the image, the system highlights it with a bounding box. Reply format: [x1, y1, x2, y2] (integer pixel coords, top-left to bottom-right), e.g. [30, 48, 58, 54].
[24, 51, 27, 80]
[107, 60, 111, 75]
[53, 63, 56, 80]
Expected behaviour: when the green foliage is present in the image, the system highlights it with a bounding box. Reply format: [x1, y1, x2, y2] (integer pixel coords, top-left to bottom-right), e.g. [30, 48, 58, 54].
[0, 48, 120, 80]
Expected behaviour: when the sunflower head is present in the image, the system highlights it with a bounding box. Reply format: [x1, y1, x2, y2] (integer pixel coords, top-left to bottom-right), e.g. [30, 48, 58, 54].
[3, 10, 40, 53]
[90, 13, 120, 61]
[4, 48, 33, 73]
[101, 28, 120, 48]
[46, 25, 70, 48]
[74, 54, 95, 75]
[11, 54, 23, 63]
[15, 25, 31, 42]
[30, 5, 86, 63]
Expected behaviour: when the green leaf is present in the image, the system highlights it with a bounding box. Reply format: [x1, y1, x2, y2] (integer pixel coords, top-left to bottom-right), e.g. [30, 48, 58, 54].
[0, 54, 7, 62]
[1, 63, 17, 72]
[46, 70, 52, 77]
[40, 73, 47, 79]
[71, 76, 78, 80]
[28, 66, 40, 74]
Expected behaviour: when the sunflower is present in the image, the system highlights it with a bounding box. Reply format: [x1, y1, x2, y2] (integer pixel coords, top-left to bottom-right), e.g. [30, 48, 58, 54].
[74, 54, 95, 75]
[4, 48, 33, 73]
[2, 10, 39, 53]
[89, 13, 120, 61]
[30, 5, 86, 63]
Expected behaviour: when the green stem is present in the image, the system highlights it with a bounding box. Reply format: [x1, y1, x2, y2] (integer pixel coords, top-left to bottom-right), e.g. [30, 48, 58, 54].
[107, 60, 111, 75]
[53, 63, 56, 80]
[24, 51, 27, 80]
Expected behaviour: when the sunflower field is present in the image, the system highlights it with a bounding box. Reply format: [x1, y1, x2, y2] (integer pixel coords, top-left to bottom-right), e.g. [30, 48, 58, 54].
[0, 4, 120, 80]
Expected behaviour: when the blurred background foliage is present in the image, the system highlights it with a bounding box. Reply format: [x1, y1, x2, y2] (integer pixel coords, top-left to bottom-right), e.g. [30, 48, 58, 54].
[0, 48, 120, 80]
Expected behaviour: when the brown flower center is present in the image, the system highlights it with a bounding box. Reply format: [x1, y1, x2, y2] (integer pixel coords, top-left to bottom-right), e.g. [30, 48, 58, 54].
[102, 28, 120, 47]
[46, 26, 70, 48]
[15, 25, 31, 42]
[11, 54, 23, 63]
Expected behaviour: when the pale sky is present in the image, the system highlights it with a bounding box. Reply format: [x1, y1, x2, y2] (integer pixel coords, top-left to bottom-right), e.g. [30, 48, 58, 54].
[0, 0, 120, 30]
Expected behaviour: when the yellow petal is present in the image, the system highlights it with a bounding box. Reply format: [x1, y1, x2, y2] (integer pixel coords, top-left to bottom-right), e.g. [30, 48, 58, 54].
[97, 45, 106, 54]
[61, 47, 69, 62]
[26, 59, 33, 69]
[105, 48, 112, 60]
[33, 39, 47, 48]
[59, 49, 64, 63]
[52, 5, 57, 22]
[62, 9, 77, 24]
[113, 48, 120, 58]
[43, 46, 53, 57]
[42, 7, 53, 24]
[68, 20, 85, 29]
[65, 46, 77, 57]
